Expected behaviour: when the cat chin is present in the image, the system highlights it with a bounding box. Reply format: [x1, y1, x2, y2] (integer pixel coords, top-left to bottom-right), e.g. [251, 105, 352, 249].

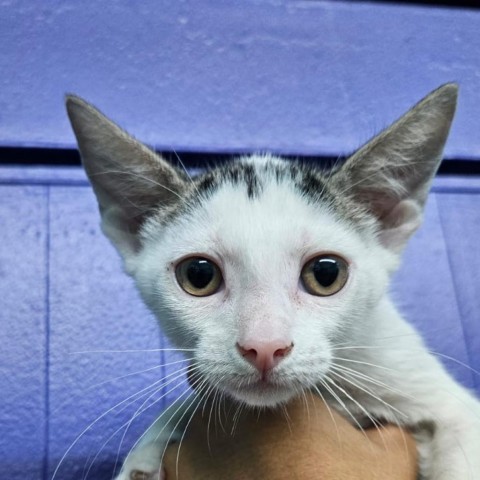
[226, 383, 298, 408]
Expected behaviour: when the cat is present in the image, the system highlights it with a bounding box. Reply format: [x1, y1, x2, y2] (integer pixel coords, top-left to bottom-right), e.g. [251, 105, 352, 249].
[66, 83, 480, 480]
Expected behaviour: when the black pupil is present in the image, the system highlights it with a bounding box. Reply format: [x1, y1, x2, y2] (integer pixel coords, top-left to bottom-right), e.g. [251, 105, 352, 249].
[313, 258, 339, 288]
[187, 259, 215, 289]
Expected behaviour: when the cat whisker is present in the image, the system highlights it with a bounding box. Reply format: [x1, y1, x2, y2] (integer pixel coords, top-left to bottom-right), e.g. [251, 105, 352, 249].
[112, 362, 202, 478]
[90, 169, 187, 202]
[330, 356, 396, 373]
[324, 375, 393, 463]
[317, 154, 345, 198]
[85, 378, 180, 480]
[328, 366, 407, 424]
[332, 360, 477, 477]
[52, 365, 192, 480]
[333, 358, 480, 433]
[85, 358, 192, 391]
[315, 379, 374, 451]
[230, 401, 244, 436]
[331, 344, 480, 379]
[50, 360, 193, 419]
[274, 402, 291, 434]
[83, 366, 198, 479]
[326, 374, 387, 428]
[205, 385, 218, 454]
[214, 384, 227, 437]
[219, 390, 229, 435]
[330, 362, 412, 408]
[156, 371, 206, 445]
[327, 366, 425, 470]
[173, 380, 212, 480]
[206, 380, 228, 453]
[170, 148, 202, 197]
[300, 387, 311, 425]
[156, 372, 211, 477]
[121, 365, 204, 455]
[117, 372, 205, 478]
[310, 384, 341, 445]
[328, 368, 412, 467]
[71, 347, 196, 354]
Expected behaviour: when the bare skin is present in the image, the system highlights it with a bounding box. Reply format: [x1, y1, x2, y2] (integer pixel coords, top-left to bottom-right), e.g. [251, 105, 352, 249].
[163, 394, 417, 480]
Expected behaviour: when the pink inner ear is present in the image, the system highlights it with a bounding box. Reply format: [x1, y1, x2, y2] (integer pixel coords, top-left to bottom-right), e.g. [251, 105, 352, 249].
[378, 200, 422, 253]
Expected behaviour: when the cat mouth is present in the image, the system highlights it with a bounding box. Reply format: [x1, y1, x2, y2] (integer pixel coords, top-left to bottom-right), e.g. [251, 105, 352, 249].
[242, 378, 279, 390]
[193, 364, 302, 406]
[223, 377, 298, 407]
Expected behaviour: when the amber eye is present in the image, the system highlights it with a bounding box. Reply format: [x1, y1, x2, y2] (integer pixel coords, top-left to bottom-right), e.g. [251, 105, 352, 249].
[301, 255, 349, 296]
[175, 257, 222, 297]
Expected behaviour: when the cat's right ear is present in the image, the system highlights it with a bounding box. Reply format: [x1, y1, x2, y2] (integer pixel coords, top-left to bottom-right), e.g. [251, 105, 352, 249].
[66, 95, 187, 266]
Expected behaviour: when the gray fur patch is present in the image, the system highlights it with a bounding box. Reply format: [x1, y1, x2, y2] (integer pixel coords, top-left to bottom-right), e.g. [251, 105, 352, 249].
[195, 161, 262, 199]
[150, 158, 377, 237]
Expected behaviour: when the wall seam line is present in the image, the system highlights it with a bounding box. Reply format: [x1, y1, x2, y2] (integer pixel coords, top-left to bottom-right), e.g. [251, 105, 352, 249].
[435, 192, 477, 391]
[42, 185, 51, 480]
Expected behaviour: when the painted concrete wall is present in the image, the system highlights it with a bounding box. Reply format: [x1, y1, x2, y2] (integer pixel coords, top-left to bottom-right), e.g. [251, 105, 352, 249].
[1, 1, 480, 158]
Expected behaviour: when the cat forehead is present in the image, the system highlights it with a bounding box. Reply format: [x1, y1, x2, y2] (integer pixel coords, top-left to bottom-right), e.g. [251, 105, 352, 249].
[190, 156, 375, 230]
[203, 169, 333, 233]
[197, 181, 355, 257]
[194, 155, 332, 204]
[144, 156, 376, 258]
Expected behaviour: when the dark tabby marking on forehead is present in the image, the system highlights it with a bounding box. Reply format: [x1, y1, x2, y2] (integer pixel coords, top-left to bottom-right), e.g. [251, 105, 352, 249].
[155, 159, 375, 235]
[153, 159, 373, 237]
[272, 162, 331, 203]
[274, 161, 376, 231]
[194, 159, 334, 204]
[153, 161, 262, 227]
[195, 161, 262, 199]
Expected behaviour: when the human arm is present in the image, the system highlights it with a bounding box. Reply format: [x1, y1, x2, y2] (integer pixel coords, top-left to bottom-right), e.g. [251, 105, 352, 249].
[163, 394, 417, 480]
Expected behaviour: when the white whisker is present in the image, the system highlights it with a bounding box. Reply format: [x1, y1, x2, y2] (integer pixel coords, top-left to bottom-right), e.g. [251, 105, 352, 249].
[71, 348, 195, 354]
[86, 358, 191, 391]
[315, 379, 373, 450]
[90, 169, 186, 202]
[170, 148, 202, 197]
[82, 366, 197, 479]
[52, 367, 190, 480]
[310, 386, 341, 445]
[174, 381, 211, 480]
[325, 374, 391, 465]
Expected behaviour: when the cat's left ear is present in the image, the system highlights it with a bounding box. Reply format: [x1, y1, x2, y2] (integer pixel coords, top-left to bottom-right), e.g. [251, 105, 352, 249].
[333, 83, 458, 253]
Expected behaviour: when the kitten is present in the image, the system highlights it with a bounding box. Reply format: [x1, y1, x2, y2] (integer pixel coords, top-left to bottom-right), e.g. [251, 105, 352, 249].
[66, 84, 480, 480]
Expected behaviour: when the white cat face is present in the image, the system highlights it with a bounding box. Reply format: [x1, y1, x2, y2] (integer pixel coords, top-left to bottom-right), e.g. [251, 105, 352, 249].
[133, 160, 396, 406]
[66, 84, 457, 407]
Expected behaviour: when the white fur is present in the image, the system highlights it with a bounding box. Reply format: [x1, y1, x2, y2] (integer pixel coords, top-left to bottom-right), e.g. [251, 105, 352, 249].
[117, 157, 480, 480]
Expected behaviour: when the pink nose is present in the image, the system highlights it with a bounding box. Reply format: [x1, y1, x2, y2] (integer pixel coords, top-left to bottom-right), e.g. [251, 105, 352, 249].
[236, 341, 293, 374]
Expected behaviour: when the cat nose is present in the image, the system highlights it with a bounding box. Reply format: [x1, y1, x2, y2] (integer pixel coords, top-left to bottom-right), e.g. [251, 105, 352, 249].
[236, 341, 293, 374]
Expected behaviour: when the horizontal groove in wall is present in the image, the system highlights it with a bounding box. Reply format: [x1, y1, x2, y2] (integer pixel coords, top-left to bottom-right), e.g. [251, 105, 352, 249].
[2, 166, 480, 194]
[352, 0, 480, 9]
[1, 147, 480, 176]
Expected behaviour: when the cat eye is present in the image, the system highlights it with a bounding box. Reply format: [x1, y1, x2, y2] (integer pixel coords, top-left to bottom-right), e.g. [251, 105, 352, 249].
[175, 257, 223, 297]
[301, 255, 349, 296]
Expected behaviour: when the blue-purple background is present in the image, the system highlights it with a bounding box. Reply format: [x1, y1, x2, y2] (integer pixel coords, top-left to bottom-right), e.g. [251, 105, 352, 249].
[1, 1, 480, 479]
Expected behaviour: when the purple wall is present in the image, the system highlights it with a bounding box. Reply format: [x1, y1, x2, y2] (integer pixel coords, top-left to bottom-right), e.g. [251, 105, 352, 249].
[1, 1, 480, 158]
[1, 1, 480, 479]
